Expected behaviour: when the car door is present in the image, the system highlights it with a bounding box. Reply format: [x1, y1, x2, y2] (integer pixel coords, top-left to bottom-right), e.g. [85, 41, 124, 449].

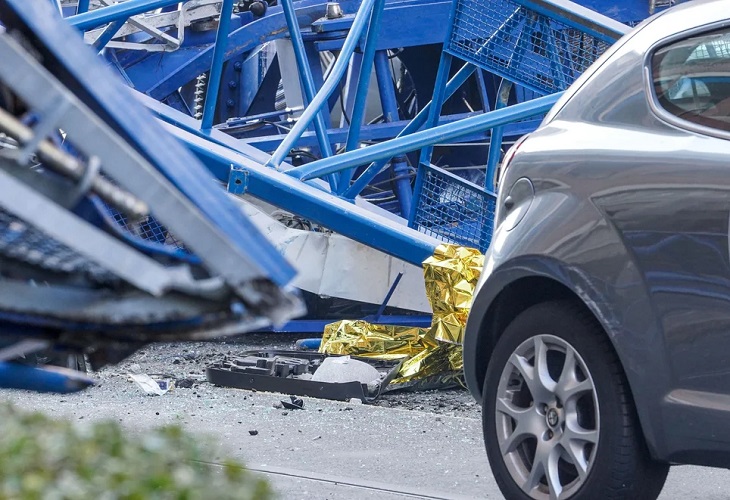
[635, 25, 730, 461]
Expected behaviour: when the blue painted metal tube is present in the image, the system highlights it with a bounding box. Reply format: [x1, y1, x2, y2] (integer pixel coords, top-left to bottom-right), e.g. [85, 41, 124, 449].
[266, 0, 376, 169]
[201, 0, 235, 130]
[76, 0, 90, 14]
[67, 0, 181, 30]
[485, 81, 513, 191]
[373, 50, 412, 215]
[50, 0, 63, 15]
[0, 363, 95, 393]
[93, 19, 124, 51]
[339, 63, 479, 198]
[279, 0, 332, 142]
[289, 93, 561, 181]
[339, 0, 386, 192]
[296, 338, 323, 349]
[279, 0, 337, 191]
[162, 123, 440, 265]
[416, 51, 452, 170]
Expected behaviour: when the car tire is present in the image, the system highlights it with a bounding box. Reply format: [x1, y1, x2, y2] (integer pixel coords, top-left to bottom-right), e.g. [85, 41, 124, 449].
[482, 300, 669, 499]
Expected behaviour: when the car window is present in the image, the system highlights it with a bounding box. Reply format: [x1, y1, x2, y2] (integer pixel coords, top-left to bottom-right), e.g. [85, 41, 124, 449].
[652, 28, 730, 133]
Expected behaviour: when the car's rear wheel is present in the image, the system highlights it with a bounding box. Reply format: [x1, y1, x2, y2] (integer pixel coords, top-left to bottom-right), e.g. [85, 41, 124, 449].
[483, 300, 668, 499]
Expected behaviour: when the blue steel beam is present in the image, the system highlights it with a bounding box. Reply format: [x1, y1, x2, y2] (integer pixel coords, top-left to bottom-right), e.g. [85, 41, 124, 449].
[7, 0, 296, 286]
[134, 97, 441, 264]
[144, 88, 537, 156]
[310, 0, 450, 52]
[373, 49, 412, 215]
[279, 0, 338, 190]
[266, 0, 376, 169]
[417, 51, 452, 172]
[157, 120, 441, 265]
[67, 0, 181, 30]
[338, 0, 387, 192]
[201, 0, 235, 130]
[341, 60, 479, 198]
[117, 0, 447, 101]
[0, 363, 95, 393]
[288, 93, 562, 181]
[485, 81, 513, 191]
[239, 118, 540, 151]
[76, 0, 90, 14]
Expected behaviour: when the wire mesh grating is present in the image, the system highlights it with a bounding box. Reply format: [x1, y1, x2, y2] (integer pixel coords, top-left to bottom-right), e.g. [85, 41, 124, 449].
[410, 165, 496, 252]
[447, 0, 611, 94]
[109, 209, 185, 251]
[0, 209, 116, 281]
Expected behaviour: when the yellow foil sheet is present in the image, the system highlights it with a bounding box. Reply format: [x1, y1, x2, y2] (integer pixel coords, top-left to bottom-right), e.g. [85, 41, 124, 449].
[319, 244, 483, 386]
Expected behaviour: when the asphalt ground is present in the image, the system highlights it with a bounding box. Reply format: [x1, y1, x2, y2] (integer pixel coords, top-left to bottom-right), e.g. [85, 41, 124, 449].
[2, 337, 729, 499]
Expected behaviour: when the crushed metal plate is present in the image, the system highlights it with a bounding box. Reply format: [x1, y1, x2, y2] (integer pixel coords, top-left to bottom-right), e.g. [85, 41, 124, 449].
[206, 350, 402, 403]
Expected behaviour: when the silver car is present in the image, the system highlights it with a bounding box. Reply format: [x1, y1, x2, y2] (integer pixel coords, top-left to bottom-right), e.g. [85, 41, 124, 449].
[463, 1, 730, 498]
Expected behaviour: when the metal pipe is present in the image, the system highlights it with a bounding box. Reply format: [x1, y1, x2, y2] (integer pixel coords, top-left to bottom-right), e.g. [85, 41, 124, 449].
[0, 362, 95, 393]
[279, 0, 337, 190]
[76, 0, 90, 14]
[0, 107, 148, 219]
[485, 80, 513, 191]
[416, 51, 452, 169]
[68, 0, 181, 30]
[339, 0, 386, 191]
[92, 19, 125, 51]
[373, 50, 411, 215]
[288, 92, 561, 181]
[266, 0, 376, 169]
[341, 62, 477, 198]
[50, 0, 63, 15]
[343, 4, 522, 188]
[201, 0, 235, 130]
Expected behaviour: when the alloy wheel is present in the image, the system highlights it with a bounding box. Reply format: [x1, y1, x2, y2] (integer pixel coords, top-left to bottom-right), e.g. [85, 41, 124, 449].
[494, 334, 599, 499]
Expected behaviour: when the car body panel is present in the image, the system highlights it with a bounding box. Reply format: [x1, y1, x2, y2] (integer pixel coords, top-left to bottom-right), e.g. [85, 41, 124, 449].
[464, 0, 730, 466]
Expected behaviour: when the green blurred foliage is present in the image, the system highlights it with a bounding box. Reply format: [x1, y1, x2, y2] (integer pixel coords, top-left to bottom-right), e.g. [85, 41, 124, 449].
[0, 403, 271, 499]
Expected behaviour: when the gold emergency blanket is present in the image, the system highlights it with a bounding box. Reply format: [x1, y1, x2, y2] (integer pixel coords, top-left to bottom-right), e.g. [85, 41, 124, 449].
[319, 244, 484, 387]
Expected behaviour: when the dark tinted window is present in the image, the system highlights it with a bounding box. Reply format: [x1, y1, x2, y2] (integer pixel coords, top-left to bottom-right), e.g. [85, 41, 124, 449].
[652, 28, 730, 133]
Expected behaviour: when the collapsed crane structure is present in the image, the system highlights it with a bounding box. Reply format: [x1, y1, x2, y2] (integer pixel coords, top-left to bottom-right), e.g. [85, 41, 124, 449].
[0, 0, 675, 390]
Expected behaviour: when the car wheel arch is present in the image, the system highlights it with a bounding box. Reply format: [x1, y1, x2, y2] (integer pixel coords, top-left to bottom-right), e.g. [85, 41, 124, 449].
[465, 262, 667, 460]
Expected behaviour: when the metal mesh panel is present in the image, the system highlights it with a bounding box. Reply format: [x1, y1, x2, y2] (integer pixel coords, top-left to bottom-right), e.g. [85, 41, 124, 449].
[0, 210, 115, 281]
[447, 0, 611, 94]
[410, 165, 495, 252]
[109, 210, 185, 250]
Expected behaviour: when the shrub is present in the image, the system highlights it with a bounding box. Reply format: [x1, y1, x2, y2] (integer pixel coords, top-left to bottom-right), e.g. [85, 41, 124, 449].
[0, 403, 271, 499]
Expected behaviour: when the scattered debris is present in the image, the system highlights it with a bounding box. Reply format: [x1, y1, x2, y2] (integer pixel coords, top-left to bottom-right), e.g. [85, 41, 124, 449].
[128, 374, 174, 396]
[281, 396, 304, 410]
[206, 350, 401, 403]
[175, 378, 195, 389]
[311, 356, 380, 385]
